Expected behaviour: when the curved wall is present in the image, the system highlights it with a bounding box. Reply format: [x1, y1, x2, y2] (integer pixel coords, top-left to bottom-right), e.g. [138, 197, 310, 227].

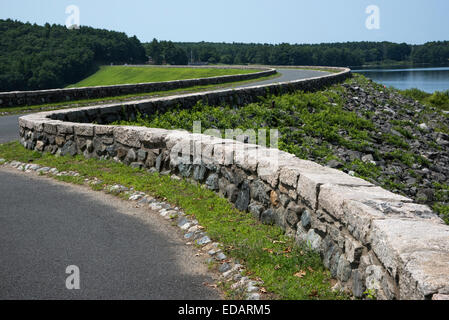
[17, 67, 449, 300]
[0, 66, 276, 108]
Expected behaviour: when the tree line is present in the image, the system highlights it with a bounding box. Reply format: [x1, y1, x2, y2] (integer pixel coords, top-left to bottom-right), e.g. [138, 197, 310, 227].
[0, 19, 147, 91]
[145, 39, 449, 67]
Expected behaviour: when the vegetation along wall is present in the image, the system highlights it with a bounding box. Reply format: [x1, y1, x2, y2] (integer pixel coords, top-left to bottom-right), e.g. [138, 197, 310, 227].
[18, 67, 449, 300]
[0, 66, 276, 108]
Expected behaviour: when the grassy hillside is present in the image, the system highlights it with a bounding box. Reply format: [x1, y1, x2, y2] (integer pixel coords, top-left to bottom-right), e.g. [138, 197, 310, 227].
[0, 19, 147, 91]
[68, 66, 260, 87]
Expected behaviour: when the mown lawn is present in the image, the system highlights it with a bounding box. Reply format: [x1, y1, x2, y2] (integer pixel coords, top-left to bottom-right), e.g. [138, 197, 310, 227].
[68, 66, 261, 87]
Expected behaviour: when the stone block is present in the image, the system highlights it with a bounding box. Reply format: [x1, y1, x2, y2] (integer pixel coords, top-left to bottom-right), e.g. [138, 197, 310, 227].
[298, 168, 373, 209]
[369, 219, 449, 299]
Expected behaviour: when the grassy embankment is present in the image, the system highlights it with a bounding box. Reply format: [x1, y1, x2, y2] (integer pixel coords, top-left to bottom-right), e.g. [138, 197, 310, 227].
[1, 73, 280, 116]
[114, 74, 449, 224]
[0, 141, 346, 300]
[67, 66, 260, 87]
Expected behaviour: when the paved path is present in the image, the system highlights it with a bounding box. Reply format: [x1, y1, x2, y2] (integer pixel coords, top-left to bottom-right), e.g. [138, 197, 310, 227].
[0, 168, 220, 299]
[0, 69, 329, 144]
[0, 114, 20, 144]
[0, 68, 329, 299]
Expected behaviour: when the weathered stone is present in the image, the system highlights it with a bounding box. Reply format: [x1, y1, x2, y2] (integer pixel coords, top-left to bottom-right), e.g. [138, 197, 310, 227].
[365, 265, 384, 293]
[125, 148, 137, 164]
[117, 147, 128, 159]
[432, 294, 449, 300]
[301, 209, 312, 229]
[235, 181, 250, 211]
[193, 164, 207, 181]
[219, 263, 231, 273]
[35, 141, 45, 151]
[55, 136, 65, 147]
[137, 149, 147, 162]
[74, 124, 94, 137]
[345, 237, 364, 266]
[145, 150, 157, 168]
[178, 162, 192, 178]
[225, 184, 239, 203]
[130, 162, 142, 169]
[286, 203, 302, 227]
[248, 202, 264, 220]
[274, 207, 287, 228]
[352, 269, 366, 298]
[106, 145, 117, 157]
[260, 209, 275, 225]
[306, 229, 322, 252]
[205, 174, 219, 190]
[114, 127, 142, 148]
[295, 225, 308, 244]
[279, 166, 301, 188]
[369, 219, 449, 299]
[250, 179, 271, 205]
[337, 255, 352, 282]
[155, 153, 163, 172]
[60, 140, 77, 157]
[298, 168, 373, 209]
[270, 190, 279, 207]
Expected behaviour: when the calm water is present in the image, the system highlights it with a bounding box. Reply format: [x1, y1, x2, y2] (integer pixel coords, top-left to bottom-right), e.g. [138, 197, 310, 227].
[352, 66, 449, 93]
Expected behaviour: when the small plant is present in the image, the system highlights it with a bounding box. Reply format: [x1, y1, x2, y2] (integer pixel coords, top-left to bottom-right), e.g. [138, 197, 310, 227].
[363, 288, 377, 300]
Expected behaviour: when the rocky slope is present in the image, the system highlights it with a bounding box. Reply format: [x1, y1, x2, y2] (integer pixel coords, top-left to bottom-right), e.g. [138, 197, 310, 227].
[329, 76, 449, 222]
[115, 74, 449, 223]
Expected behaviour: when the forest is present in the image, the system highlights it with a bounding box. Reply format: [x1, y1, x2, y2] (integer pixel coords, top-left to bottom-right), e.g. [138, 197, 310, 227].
[0, 19, 147, 91]
[1, 18, 448, 92]
[145, 39, 449, 67]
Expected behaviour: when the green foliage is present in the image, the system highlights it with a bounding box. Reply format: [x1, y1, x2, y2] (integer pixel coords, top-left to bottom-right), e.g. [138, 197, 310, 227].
[433, 204, 449, 225]
[0, 141, 346, 300]
[115, 89, 376, 164]
[0, 19, 147, 91]
[429, 91, 449, 110]
[69, 66, 259, 87]
[401, 88, 432, 101]
[145, 38, 188, 65]
[401, 87, 449, 111]
[363, 288, 377, 300]
[144, 39, 449, 67]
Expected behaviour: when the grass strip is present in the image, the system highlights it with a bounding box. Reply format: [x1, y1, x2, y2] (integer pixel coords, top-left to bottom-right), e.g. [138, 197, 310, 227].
[68, 66, 262, 88]
[0, 141, 346, 300]
[0, 73, 280, 116]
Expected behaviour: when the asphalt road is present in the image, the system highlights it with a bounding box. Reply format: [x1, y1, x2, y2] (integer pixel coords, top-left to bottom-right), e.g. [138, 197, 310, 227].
[0, 168, 220, 299]
[237, 68, 329, 88]
[0, 68, 329, 299]
[0, 114, 20, 144]
[0, 69, 330, 144]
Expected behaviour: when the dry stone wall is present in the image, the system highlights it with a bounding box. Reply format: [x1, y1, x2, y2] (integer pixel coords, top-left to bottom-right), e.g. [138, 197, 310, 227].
[17, 67, 449, 300]
[0, 66, 275, 108]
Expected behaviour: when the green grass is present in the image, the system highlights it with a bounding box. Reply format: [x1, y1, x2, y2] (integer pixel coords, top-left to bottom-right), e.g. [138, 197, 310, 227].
[400, 88, 449, 111]
[0, 141, 346, 300]
[112, 74, 449, 225]
[1, 73, 280, 116]
[68, 66, 261, 88]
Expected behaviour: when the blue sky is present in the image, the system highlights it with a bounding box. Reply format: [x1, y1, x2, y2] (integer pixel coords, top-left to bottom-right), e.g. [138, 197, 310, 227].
[1, 0, 448, 44]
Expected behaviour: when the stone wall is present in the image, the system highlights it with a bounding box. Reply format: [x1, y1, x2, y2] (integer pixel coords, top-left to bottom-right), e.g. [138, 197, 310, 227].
[0, 66, 276, 108]
[17, 67, 449, 300]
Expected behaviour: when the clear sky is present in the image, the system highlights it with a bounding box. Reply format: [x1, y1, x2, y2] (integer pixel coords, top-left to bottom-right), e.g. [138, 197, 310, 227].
[0, 0, 448, 44]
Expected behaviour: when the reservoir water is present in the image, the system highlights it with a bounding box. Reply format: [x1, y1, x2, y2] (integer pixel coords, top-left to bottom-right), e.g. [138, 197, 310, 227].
[352, 66, 449, 93]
